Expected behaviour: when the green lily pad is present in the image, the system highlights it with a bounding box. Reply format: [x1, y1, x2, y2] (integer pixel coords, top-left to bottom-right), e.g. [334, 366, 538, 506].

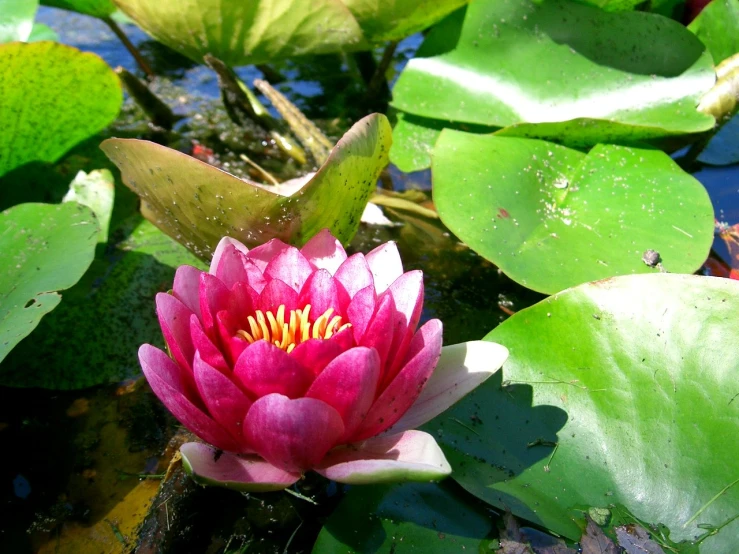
[428, 273, 739, 553]
[390, 112, 496, 173]
[689, 0, 739, 66]
[0, 0, 37, 43]
[391, 0, 715, 158]
[40, 0, 116, 18]
[27, 22, 58, 42]
[313, 481, 495, 553]
[432, 131, 714, 294]
[0, 217, 205, 388]
[0, 202, 99, 364]
[101, 113, 392, 259]
[112, 0, 464, 66]
[0, 41, 122, 178]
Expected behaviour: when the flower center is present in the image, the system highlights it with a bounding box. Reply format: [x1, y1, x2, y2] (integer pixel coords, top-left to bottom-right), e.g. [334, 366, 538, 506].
[236, 304, 351, 353]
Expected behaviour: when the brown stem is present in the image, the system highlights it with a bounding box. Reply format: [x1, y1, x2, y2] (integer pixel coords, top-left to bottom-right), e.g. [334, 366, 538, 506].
[366, 41, 398, 101]
[103, 17, 154, 78]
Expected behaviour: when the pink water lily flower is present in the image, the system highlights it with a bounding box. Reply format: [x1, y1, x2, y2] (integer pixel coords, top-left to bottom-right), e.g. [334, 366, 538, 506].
[140, 230, 508, 490]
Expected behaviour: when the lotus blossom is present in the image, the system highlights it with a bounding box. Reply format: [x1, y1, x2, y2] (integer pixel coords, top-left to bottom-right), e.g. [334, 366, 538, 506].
[139, 229, 508, 490]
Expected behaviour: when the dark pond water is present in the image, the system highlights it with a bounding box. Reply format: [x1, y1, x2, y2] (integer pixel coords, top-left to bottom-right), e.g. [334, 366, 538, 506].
[1, 6, 737, 553]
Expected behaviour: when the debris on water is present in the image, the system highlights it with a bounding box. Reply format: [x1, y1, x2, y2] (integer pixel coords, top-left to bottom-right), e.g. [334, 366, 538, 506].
[580, 517, 618, 554]
[615, 524, 666, 554]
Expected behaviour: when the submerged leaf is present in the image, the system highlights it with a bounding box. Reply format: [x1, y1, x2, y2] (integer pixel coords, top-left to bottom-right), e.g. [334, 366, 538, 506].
[101, 113, 392, 259]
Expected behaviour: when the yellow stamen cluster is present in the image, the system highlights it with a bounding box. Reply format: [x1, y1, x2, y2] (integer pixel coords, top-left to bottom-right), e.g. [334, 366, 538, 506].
[236, 304, 351, 353]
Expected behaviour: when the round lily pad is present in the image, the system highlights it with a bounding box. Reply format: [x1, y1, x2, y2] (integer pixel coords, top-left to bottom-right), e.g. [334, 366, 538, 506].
[0, 202, 99, 363]
[432, 131, 714, 294]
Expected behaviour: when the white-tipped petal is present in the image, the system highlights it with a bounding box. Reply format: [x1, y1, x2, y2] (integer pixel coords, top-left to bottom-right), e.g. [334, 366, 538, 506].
[388, 341, 508, 433]
[315, 430, 451, 484]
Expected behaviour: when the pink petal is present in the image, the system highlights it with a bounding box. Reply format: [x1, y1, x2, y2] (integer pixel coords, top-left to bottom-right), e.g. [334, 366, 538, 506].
[315, 430, 451, 484]
[298, 269, 349, 318]
[366, 242, 403, 294]
[215, 310, 248, 367]
[173, 265, 203, 319]
[229, 281, 259, 328]
[305, 347, 380, 440]
[257, 278, 299, 313]
[193, 352, 252, 444]
[199, 272, 230, 336]
[300, 229, 348, 274]
[347, 285, 376, 343]
[180, 442, 300, 492]
[353, 319, 443, 440]
[190, 315, 230, 373]
[288, 326, 354, 376]
[156, 293, 195, 373]
[139, 345, 241, 452]
[245, 238, 291, 272]
[244, 394, 344, 472]
[389, 341, 508, 434]
[383, 270, 425, 382]
[359, 293, 396, 370]
[210, 237, 249, 278]
[264, 247, 313, 292]
[234, 341, 315, 398]
[334, 253, 374, 298]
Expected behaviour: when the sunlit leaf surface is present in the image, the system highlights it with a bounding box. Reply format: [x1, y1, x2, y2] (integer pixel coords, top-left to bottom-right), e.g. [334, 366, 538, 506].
[430, 274, 739, 553]
[432, 131, 714, 293]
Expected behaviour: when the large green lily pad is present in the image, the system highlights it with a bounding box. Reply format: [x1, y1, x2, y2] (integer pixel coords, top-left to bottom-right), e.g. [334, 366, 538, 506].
[0, 0, 37, 43]
[432, 131, 714, 294]
[429, 273, 739, 552]
[313, 481, 496, 552]
[0, 202, 99, 364]
[102, 113, 392, 259]
[0, 41, 122, 178]
[40, 0, 116, 18]
[689, 0, 739, 66]
[391, 0, 716, 169]
[112, 0, 465, 66]
[0, 217, 205, 388]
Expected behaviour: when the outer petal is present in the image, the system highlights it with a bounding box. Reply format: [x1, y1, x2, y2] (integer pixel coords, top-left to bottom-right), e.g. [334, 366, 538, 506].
[264, 247, 313, 292]
[289, 326, 354, 376]
[245, 238, 291, 272]
[353, 319, 443, 440]
[365, 241, 403, 294]
[359, 293, 395, 370]
[298, 269, 349, 318]
[209, 237, 249, 277]
[305, 347, 380, 440]
[156, 293, 195, 373]
[193, 352, 252, 444]
[383, 270, 424, 382]
[181, 443, 300, 492]
[139, 345, 241, 452]
[300, 229, 347, 274]
[334, 253, 374, 298]
[244, 394, 344, 472]
[234, 341, 315, 398]
[172, 265, 202, 319]
[388, 341, 508, 434]
[347, 285, 376, 343]
[315, 430, 451, 484]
